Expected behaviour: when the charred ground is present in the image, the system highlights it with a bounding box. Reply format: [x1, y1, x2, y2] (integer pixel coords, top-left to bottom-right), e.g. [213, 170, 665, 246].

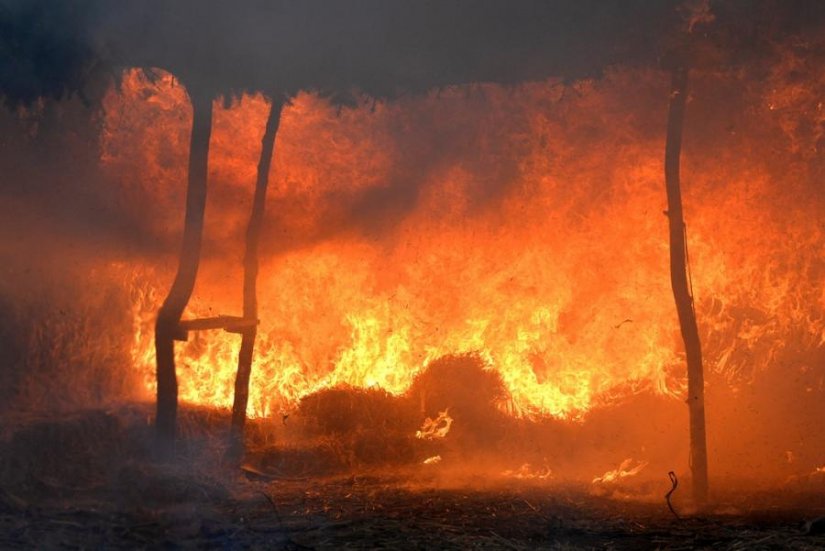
[2, 398, 825, 549]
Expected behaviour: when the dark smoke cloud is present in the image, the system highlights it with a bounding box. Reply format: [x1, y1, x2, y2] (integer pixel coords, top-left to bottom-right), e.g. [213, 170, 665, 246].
[3, 0, 825, 110]
[102, 0, 685, 99]
[97, 1, 825, 99]
[4, 0, 825, 108]
[5, 0, 687, 107]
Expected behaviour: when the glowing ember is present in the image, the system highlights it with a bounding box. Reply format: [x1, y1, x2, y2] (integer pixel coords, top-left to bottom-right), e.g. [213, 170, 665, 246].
[415, 410, 453, 441]
[592, 459, 649, 485]
[423, 455, 442, 465]
[502, 464, 553, 480]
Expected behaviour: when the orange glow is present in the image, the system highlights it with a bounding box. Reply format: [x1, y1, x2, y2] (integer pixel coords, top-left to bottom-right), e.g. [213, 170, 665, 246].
[101, 61, 824, 423]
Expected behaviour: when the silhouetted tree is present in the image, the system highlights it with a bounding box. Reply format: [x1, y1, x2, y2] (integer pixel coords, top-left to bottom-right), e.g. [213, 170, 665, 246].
[154, 88, 213, 452]
[664, 63, 708, 505]
[229, 98, 284, 460]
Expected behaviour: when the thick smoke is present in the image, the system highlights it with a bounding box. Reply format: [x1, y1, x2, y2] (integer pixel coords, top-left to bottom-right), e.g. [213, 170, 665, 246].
[4, 0, 824, 107]
[0, 100, 150, 412]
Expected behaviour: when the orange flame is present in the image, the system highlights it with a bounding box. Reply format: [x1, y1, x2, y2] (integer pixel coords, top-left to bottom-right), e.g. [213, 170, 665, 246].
[101, 55, 824, 423]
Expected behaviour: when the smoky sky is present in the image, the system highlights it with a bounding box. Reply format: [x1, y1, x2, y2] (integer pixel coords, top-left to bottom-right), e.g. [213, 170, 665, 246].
[4, 0, 825, 107]
[103, 0, 686, 99]
[0, 0, 629, 107]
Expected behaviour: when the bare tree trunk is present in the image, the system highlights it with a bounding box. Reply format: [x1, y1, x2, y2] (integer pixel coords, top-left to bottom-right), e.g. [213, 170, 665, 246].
[155, 91, 213, 453]
[664, 67, 709, 504]
[228, 99, 283, 459]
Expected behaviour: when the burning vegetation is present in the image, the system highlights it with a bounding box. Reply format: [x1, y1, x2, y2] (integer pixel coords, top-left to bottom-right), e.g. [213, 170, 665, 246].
[1, 0, 825, 547]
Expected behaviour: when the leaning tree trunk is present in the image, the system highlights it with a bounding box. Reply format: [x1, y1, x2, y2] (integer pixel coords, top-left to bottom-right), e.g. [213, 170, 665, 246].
[155, 91, 214, 452]
[664, 66, 709, 504]
[228, 99, 284, 459]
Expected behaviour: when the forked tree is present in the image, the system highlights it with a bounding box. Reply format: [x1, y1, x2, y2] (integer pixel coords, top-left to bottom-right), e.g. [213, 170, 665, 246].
[154, 90, 284, 456]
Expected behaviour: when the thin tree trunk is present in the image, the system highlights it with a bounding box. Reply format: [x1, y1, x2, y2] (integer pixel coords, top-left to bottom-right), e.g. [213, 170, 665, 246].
[155, 91, 213, 452]
[664, 67, 709, 504]
[228, 99, 283, 459]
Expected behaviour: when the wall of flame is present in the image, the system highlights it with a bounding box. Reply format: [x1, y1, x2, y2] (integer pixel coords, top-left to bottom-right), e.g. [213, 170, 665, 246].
[100, 45, 824, 428]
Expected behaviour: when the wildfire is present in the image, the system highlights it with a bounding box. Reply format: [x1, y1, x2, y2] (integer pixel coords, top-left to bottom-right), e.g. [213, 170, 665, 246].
[100, 55, 824, 423]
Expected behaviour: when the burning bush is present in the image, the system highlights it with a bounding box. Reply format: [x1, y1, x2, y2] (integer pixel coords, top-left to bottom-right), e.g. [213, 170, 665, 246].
[406, 354, 511, 453]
